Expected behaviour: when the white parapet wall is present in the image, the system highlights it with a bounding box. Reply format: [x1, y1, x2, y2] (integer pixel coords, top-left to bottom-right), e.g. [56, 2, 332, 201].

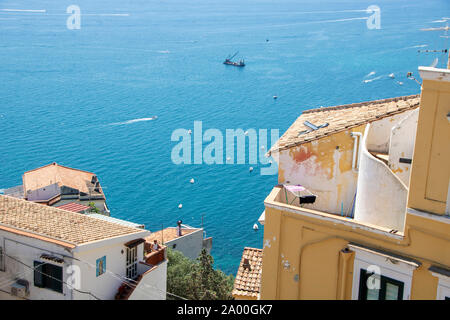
[365, 109, 414, 154]
[354, 124, 408, 231]
[166, 228, 205, 260]
[128, 260, 167, 300]
[388, 108, 419, 186]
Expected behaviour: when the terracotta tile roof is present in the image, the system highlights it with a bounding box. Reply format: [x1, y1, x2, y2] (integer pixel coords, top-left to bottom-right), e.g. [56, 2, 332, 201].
[269, 94, 420, 153]
[55, 202, 91, 213]
[22, 162, 104, 197]
[0, 195, 146, 247]
[146, 227, 199, 244]
[232, 247, 263, 298]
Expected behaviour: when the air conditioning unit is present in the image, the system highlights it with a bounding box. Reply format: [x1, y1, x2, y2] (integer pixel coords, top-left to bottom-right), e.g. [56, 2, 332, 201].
[11, 279, 29, 298]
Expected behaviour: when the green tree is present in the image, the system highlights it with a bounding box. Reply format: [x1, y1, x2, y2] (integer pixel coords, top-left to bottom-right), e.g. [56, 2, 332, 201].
[166, 248, 234, 300]
[88, 201, 100, 213]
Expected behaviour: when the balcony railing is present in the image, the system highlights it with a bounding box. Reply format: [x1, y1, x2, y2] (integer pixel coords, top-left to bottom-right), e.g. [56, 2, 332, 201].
[145, 245, 167, 266]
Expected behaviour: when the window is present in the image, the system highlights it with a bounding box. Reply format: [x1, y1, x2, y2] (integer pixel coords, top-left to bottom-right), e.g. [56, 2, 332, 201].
[358, 269, 404, 300]
[34, 261, 63, 293]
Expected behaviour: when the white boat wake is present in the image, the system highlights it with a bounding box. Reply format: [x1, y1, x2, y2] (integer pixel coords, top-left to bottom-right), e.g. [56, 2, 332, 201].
[109, 116, 158, 126]
[363, 75, 383, 83]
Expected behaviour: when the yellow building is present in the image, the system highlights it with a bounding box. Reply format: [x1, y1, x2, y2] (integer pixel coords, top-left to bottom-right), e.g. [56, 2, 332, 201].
[233, 65, 450, 300]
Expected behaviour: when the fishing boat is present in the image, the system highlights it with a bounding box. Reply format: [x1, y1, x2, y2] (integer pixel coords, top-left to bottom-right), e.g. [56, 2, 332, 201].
[223, 51, 245, 67]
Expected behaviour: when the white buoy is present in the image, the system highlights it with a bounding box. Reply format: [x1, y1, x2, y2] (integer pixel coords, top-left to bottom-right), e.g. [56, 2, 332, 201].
[178, 204, 183, 209]
[188, 129, 192, 135]
[253, 223, 259, 230]
[273, 95, 278, 99]
[153, 115, 158, 119]
[269, 160, 273, 164]
[261, 146, 265, 150]
[397, 81, 403, 85]
[249, 167, 254, 172]
[226, 156, 231, 162]
[190, 178, 194, 184]
[389, 73, 395, 79]
[244, 131, 248, 136]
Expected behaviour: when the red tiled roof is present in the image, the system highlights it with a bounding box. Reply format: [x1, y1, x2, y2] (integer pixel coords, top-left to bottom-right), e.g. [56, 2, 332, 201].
[232, 247, 263, 298]
[22, 162, 104, 197]
[0, 195, 146, 246]
[55, 202, 91, 213]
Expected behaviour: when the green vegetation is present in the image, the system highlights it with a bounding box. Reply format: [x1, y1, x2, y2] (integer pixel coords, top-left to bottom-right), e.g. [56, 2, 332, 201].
[88, 201, 100, 213]
[167, 248, 235, 300]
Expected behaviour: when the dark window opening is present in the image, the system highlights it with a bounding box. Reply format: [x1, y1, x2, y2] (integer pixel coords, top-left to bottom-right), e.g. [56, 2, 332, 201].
[358, 269, 404, 300]
[34, 261, 63, 293]
[0, 247, 4, 271]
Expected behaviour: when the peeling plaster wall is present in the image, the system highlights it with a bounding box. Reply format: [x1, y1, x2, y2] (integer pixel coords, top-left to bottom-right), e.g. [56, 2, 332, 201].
[277, 126, 365, 216]
[389, 108, 419, 186]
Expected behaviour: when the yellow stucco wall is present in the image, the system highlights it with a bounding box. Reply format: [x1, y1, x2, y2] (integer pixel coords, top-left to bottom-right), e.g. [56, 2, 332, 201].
[260, 187, 450, 300]
[408, 79, 450, 215]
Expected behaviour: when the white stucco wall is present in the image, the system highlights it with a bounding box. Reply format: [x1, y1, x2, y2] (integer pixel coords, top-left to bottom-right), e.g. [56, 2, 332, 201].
[388, 108, 419, 186]
[354, 125, 407, 231]
[128, 260, 167, 300]
[166, 228, 204, 260]
[366, 110, 414, 153]
[0, 228, 158, 300]
[0, 231, 73, 300]
[73, 241, 145, 300]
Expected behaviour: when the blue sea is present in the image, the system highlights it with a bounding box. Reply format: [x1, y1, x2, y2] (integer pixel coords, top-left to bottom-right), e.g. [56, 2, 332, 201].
[0, 0, 449, 275]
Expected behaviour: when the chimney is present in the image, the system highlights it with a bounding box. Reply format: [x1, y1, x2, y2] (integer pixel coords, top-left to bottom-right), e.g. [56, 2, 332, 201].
[243, 258, 251, 270]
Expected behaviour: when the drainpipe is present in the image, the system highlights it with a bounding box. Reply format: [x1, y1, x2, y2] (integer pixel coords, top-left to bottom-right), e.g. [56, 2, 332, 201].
[350, 132, 362, 172]
[336, 248, 354, 300]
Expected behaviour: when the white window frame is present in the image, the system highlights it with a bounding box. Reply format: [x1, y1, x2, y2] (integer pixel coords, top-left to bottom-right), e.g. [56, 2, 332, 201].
[350, 245, 417, 300]
[126, 246, 137, 279]
[430, 271, 450, 300]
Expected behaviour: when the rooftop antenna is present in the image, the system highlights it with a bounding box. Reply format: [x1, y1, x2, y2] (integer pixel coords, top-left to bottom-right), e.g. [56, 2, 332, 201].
[420, 18, 450, 68]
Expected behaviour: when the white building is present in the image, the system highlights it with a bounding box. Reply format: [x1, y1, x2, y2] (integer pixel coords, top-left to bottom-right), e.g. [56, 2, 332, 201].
[147, 224, 212, 260]
[0, 195, 167, 300]
[3, 162, 110, 215]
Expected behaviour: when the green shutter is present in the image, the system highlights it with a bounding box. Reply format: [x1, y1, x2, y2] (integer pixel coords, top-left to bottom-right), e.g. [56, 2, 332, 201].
[34, 261, 44, 287]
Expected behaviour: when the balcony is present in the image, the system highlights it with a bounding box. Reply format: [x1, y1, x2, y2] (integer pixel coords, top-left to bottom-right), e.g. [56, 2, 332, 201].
[115, 245, 167, 300]
[145, 245, 167, 266]
[264, 185, 404, 240]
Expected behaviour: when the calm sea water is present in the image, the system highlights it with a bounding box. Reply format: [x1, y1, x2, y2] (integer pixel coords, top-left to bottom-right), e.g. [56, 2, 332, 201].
[0, 0, 449, 275]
